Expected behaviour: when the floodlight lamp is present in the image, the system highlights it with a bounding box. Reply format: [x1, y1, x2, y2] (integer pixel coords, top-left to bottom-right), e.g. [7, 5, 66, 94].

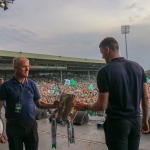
[0, 1, 8, 10]
[0, 2, 5, 7]
[0, 0, 14, 11]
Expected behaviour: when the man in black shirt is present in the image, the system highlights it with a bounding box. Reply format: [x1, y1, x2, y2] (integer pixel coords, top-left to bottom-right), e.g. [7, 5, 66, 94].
[75, 37, 149, 150]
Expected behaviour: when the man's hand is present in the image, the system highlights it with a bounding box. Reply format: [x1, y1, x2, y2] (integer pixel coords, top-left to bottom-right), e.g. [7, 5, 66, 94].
[53, 100, 60, 108]
[0, 133, 7, 144]
[141, 121, 149, 134]
[74, 101, 88, 111]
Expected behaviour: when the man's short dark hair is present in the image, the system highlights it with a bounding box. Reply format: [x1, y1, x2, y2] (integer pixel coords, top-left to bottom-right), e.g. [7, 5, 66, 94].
[99, 37, 119, 51]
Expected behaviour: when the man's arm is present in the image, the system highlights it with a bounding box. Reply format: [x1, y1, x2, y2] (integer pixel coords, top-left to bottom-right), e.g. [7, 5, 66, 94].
[0, 100, 3, 117]
[86, 92, 109, 111]
[0, 100, 7, 144]
[75, 92, 109, 111]
[141, 83, 149, 133]
[34, 99, 59, 109]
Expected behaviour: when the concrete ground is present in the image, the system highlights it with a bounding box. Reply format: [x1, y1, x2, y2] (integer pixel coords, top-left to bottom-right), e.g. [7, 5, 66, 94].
[0, 115, 150, 150]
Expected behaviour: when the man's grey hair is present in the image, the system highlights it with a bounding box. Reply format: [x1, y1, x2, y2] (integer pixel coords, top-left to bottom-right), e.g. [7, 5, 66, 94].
[13, 56, 29, 67]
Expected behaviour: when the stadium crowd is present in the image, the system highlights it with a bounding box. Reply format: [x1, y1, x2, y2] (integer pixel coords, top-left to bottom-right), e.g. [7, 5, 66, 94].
[1, 73, 150, 108]
[31, 75, 98, 105]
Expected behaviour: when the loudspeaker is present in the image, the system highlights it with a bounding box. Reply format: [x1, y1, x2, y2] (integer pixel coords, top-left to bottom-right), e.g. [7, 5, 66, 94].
[73, 111, 89, 125]
[35, 107, 48, 120]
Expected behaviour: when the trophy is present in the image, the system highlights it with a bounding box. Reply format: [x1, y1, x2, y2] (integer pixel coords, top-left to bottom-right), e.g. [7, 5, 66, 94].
[56, 92, 77, 123]
[51, 92, 77, 148]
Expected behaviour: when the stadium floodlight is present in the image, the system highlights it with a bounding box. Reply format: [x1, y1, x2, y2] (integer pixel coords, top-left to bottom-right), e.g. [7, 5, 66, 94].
[121, 25, 130, 59]
[0, 0, 14, 11]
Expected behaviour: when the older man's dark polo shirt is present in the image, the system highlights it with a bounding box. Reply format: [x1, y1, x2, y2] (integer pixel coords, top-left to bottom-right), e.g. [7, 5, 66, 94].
[97, 57, 146, 118]
[0, 77, 40, 121]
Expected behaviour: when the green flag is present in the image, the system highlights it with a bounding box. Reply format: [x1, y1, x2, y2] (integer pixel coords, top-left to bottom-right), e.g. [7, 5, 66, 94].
[70, 78, 77, 87]
[146, 77, 150, 83]
[88, 83, 94, 91]
[53, 86, 57, 94]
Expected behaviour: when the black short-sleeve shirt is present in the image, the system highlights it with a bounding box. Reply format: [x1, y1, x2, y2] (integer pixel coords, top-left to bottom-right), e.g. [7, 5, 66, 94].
[97, 57, 146, 118]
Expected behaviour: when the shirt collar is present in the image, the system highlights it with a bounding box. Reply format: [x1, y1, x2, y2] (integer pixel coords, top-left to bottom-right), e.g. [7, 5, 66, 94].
[12, 77, 28, 85]
[111, 57, 125, 62]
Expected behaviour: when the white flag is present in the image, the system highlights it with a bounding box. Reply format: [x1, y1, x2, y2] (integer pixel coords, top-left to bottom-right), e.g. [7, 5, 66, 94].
[64, 79, 70, 85]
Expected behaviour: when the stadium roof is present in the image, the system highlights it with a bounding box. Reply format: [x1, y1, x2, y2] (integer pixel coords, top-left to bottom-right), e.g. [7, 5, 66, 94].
[0, 50, 105, 64]
[0, 50, 106, 72]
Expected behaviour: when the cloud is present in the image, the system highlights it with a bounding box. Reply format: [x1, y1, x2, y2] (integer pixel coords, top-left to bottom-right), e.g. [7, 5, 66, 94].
[0, 0, 150, 70]
[123, 1, 150, 23]
[125, 2, 139, 10]
[0, 26, 36, 43]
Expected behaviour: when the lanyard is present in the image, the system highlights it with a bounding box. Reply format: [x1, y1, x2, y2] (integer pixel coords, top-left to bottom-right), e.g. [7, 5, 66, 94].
[15, 84, 24, 102]
[12, 78, 26, 102]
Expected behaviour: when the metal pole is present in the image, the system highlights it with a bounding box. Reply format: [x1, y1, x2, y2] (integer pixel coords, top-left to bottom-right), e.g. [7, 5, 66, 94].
[125, 33, 128, 59]
[60, 70, 62, 84]
[88, 70, 90, 82]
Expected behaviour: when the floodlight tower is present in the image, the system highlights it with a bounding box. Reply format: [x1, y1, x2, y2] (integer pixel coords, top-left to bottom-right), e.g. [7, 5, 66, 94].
[121, 25, 130, 59]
